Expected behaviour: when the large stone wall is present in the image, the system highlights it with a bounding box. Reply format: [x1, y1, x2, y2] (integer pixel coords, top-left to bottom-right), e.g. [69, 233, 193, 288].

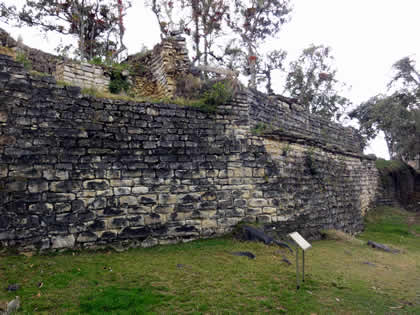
[0, 53, 381, 251]
[247, 91, 363, 154]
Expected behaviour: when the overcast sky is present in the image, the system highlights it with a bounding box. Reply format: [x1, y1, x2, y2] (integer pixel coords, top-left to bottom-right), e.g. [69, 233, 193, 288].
[3, 0, 420, 159]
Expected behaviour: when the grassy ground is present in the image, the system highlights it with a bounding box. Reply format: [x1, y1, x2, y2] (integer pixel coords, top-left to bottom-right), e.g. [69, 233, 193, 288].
[0, 206, 419, 314]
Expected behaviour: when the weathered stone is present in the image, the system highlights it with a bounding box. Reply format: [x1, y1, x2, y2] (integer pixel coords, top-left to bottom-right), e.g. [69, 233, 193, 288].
[83, 179, 109, 190]
[28, 180, 48, 193]
[77, 231, 97, 243]
[0, 111, 8, 122]
[120, 196, 139, 207]
[51, 235, 75, 249]
[0, 51, 386, 252]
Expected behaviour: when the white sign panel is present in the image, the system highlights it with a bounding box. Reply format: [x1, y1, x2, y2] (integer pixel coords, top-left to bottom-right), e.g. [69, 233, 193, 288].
[288, 232, 312, 251]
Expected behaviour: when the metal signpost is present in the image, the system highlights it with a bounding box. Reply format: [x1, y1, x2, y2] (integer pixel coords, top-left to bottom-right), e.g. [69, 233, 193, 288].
[288, 232, 312, 290]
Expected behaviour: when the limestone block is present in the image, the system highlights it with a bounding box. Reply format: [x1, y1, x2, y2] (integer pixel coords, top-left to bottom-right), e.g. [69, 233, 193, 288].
[28, 180, 48, 193]
[114, 187, 132, 195]
[83, 179, 109, 190]
[51, 235, 75, 249]
[77, 231, 98, 243]
[120, 196, 139, 207]
[0, 111, 8, 122]
[131, 186, 149, 194]
[141, 236, 159, 248]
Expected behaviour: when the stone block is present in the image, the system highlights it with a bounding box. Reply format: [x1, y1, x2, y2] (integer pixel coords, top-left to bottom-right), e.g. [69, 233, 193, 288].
[114, 187, 132, 195]
[51, 235, 75, 249]
[132, 186, 149, 194]
[77, 231, 98, 243]
[55, 203, 72, 213]
[248, 198, 268, 207]
[120, 196, 139, 207]
[6, 180, 27, 192]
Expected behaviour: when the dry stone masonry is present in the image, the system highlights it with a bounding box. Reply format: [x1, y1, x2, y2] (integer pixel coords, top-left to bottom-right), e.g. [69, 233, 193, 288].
[129, 34, 191, 99]
[0, 52, 383, 251]
[55, 61, 110, 91]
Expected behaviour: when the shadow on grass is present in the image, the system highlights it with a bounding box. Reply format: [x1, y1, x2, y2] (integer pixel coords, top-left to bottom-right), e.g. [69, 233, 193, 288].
[79, 286, 171, 314]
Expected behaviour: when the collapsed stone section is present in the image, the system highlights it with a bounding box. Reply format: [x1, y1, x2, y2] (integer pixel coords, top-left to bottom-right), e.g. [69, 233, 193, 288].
[0, 53, 381, 251]
[128, 35, 191, 99]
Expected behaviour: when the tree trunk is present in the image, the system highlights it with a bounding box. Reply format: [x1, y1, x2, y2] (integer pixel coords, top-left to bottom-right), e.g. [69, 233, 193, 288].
[248, 44, 256, 89]
[192, 0, 200, 64]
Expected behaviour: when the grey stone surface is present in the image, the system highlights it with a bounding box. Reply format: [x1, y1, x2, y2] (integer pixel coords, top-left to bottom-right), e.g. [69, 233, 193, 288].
[0, 52, 395, 251]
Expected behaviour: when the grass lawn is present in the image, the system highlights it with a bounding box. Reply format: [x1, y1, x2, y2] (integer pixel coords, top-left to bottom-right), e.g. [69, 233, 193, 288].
[0, 206, 419, 314]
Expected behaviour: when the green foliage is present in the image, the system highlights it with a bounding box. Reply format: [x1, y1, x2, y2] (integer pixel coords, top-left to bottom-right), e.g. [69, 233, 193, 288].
[350, 93, 419, 158]
[176, 79, 236, 112]
[29, 70, 50, 77]
[15, 51, 31, 70]
[201, 80, 233, 106]
[282, 143, 292, 156]
[108, 63, 132, 94]
[5, 0, 131, 61]
[375, 158, 405, 172]
[88, 56, 104, 66]
[359, 206, 418, 247]
[285, 44, 351, 121]
[351, 56, 420, 159]
[252, 122, 268, 135]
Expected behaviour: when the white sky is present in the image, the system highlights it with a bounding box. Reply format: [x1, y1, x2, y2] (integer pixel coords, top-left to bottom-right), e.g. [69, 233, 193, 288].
[3, 0, 420, 159]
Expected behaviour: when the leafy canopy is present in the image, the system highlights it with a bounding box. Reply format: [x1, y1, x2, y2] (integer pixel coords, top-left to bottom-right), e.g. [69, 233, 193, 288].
[0, 0, 131, 61]
[284, 44, 351, 120]
[350, 56, 420, 159]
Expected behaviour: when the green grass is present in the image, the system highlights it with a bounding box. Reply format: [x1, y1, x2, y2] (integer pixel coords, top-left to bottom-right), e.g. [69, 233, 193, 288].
[0, 206, 419, 314]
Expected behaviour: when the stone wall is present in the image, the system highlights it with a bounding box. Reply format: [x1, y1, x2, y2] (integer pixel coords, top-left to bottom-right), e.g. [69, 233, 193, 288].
[55, 61, 110, 91]
[0, 28, 61, 75]
[128, 34, 190, 99]
[0, 53, 381, 251]
[247, 91, 363, 154]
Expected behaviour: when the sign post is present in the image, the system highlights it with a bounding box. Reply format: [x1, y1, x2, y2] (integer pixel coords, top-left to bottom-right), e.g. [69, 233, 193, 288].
[288, 232, 312, 290]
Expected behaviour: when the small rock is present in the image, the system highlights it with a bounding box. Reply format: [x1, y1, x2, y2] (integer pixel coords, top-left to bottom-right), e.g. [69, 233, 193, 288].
[232, 251, 256, 259]
[6, 284, 19, 292]
[6, 296, 20, 314]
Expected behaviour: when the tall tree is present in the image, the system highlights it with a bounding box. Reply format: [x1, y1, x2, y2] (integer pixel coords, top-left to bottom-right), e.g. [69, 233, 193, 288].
[256, 49, 287, 94]
[227, 0, 291, 89]
[350, 56, 420, 159]
[148, 0, 229, 66]
[284, 44, 350, 120]
[0, 0, 131, 61]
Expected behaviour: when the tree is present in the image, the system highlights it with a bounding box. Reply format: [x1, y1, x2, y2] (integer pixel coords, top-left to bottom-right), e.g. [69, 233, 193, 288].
[284, 44, 350, 120]
[0, 0, 131, 61]
[147, 0, 229, 66]
[350, 56, 420, 160]
[227, 0, 292, 89]
[256, 49, 287, 94]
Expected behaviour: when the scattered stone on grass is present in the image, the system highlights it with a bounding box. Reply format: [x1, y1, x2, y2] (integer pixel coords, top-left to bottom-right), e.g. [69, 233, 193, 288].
[232, 251, 256, 259]
[367, 240, 400, 253]
[5, 284, 19, 292]
[235, 225, 293, 253]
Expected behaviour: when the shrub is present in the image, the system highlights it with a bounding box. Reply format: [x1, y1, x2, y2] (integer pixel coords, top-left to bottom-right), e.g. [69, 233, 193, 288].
[108, 63, 132, 94]
[202, 80, 234, 107]
[15, 51, 32, 70]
